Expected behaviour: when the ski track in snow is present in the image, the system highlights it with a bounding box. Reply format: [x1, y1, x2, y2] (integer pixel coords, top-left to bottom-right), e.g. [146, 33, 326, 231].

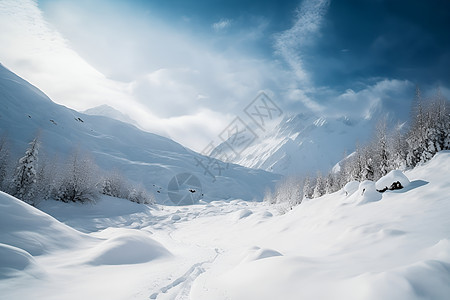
[149, 248, 221, 300]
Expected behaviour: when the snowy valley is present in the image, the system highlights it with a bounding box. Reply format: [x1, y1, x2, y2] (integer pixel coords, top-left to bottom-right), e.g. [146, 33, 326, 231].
[1, 151, 449, 299]
[1, 0, 450, 298]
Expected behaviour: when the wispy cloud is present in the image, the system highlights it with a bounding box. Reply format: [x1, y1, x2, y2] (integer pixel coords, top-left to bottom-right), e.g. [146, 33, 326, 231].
[212, 18, 232, 32]
[274, 0, 330, 86]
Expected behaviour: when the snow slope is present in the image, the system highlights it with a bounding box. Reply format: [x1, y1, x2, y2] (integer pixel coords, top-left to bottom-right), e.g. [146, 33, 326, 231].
[0, 63, 280, 202]
[1, 151, 449, 299]
[212, 113, 376, 176]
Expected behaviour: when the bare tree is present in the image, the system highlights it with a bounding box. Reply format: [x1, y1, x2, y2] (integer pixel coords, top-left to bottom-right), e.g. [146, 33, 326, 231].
[52, 150, 99, 203]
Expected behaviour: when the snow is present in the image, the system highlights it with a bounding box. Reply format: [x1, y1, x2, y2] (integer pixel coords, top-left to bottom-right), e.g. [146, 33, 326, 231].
[376, 169, 411, 191]
[86, 231, 171, 266]
[354, 180, 382, 204]
[343, 180, 359, 196]
[1, 151, 449, 299]
[0, 243, 38, 276]
[0, 191, 89, 255]
[0, 64, 280, 203]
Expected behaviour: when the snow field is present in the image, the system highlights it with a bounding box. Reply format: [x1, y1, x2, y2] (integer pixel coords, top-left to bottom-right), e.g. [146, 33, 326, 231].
[0, 151, 449, 299]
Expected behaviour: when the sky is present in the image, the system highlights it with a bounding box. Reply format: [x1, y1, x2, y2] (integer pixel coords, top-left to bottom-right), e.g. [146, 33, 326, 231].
[1, 0, 449, 151]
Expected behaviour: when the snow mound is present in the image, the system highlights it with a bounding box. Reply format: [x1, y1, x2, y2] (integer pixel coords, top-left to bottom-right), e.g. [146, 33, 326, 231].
[376, 170, 411, 191]
[242, 247, 283, 263]
[87, 231, 171, 265]
[344, 180, 359, 196]
[171, 214, 182, 221]
[259, 211, 273, 218]
[0, 192, 88, 256]
[235, 209, 253, 220]
[355, 180, 382, 205]
[348, 259, 450, 300]
[0, 243, 38, 277]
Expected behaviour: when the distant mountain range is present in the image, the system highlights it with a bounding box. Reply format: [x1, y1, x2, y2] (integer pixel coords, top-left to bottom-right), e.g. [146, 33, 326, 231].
[213, 110, 404, 177]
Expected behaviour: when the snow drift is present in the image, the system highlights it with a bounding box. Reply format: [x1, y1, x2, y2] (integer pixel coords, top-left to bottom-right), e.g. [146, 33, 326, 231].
[0, 191, 88, 256]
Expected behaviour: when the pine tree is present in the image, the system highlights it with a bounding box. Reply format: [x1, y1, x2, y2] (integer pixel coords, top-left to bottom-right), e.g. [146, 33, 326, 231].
[406, 86, 427, 167]
[313, 172, 325, 198]
[325, 173, 335, 194]
[302, 176, 312, 199]
[389, 124, 407, 170]
[13, 137, 39, 204]
[374, 119, 390, 178]
[360, 146, 375, 181]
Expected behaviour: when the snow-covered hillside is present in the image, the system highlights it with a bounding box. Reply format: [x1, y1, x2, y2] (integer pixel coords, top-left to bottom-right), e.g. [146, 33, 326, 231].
[1, 151, 449, 299]
[0, 63, 280, 202]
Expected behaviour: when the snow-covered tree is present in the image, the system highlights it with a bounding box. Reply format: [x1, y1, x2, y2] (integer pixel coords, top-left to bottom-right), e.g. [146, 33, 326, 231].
[35, 155, 59, 202]
[374, 119, 390, 178]
[52, 151, 99, 203]
[389, 124, 407, 170]
[263, 187, 275, 204]
[101, 171, 129, 198]
[312, 172, 325, 198]
[325, 173, 339, 194]
[349, 144, 365, 182]
[406, 87, 429, 167]
[12, 137, 39, 204]
[360, 146, 375, 181]
[406, 88, 450, 166]
[302, 176, 313, 199]
[279, 177, 303, 207]
[128, 184, 155, 204]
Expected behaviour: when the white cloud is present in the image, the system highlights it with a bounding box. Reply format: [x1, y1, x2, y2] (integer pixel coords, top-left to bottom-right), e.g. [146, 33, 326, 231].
[328, 79, 414, 120]
[212, 19, 232, 32]
[0, 0, 287, 152]
[0, 0, 136, 111]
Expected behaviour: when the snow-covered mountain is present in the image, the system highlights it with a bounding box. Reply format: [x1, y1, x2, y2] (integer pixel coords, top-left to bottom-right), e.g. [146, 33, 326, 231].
[82, 104, 140, 128]
[0, 63, 280, 203]
[212, 113, 376, 176]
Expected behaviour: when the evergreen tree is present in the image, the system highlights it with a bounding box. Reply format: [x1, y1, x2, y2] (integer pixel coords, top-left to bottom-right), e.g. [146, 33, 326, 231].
[406, 86, 427, 167]
[313, 172, 325, 198]
[389, 124, 407, 170]
[302, 176, 312, 199]
[13, 137, 39, 204]
[325, 173, 336, 194]
[374, 119, 390, 178]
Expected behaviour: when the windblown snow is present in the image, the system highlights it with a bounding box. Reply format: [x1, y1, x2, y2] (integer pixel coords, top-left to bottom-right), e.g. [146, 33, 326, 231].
[1, 151, 449, 299]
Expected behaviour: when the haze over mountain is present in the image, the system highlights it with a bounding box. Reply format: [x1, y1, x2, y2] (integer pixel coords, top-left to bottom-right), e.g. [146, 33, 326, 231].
[82, 104, 140, 128]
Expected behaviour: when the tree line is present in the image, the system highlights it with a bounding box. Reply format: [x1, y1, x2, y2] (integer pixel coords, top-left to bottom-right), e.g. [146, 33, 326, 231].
[0, 136, 154, 206]
[265, 87, 450, 211]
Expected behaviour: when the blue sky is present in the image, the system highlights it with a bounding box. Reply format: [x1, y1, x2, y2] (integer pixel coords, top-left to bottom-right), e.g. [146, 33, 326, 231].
[1, 0, 449, 150]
